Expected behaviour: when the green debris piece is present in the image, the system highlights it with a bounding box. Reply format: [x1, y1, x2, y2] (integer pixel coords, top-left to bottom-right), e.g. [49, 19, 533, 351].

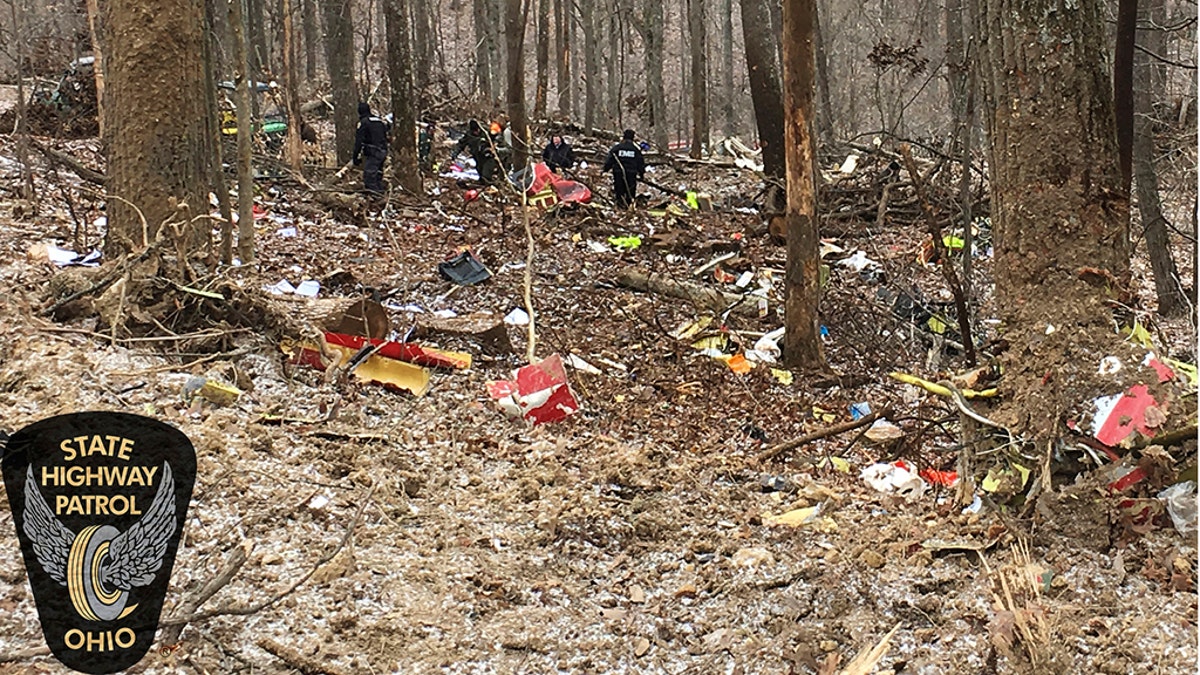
[686, 191, 700, 210]
[607, 235, 642, 250]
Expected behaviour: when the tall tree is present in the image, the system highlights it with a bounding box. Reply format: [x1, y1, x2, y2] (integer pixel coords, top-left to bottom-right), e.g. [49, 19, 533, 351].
[202, 0, 234, 263]
[385, 0, 420, 192]
[581, 0, 599, 128]
[812, 0, 834, 144]
[282, 0, 304, 173]
[84, 0, 107, 140]
[505, 0, 529, 166]
[721, 0, 734, 136]
[230, 0, 256, 263]
[103, 0, 209, 255]
[411, 0, 434, 95]
[302, 0, 318, 79]
[687, 0, 709, 158]
[534, 0, 550, 118]
[739, 0, 785, 177]
[1134, 0, 1187, 315]
[322, 0, 359, 164]
[554, 0, 571, 117]
[780, 0, 825, 371]
[636, 0, 668, 149]
[976, 0, 1131, 441]
[1113, 0, 1136, 192]
[10, 0, 34, 201]
[474, 0, 493, 97]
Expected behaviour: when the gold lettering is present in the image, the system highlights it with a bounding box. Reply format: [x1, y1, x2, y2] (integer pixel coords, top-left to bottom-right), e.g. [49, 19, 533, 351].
[118, 437, 134, 461]
[66, 466, 83, 487]
[41, 465, 60, 486]
[105, 435, 121, 456]
[56, 495, 68, 513]
[114, 627, 136, 648]
[87, 435, 106, 458]
[60, 438, 76, 462]
[64, 629, 85, 650]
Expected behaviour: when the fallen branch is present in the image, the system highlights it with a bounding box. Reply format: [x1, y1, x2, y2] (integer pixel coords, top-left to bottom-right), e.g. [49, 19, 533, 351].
[256, 637, 355, 675]
[758, 407, 893, 463]
[889, 371, 996, 399]
[839, 622, 901, 675]
[616, 267, 761, 318]
[158, 543, 251, 646]
[900, 144, 976, 366]
[29, 138, 106, 185]
[161, 485, 374, 627]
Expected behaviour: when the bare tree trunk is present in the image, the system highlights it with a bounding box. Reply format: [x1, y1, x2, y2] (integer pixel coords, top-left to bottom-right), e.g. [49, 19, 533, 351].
[384, 0, 420, 192]
[412, 0, 433, 95]
[230, 0, 257, 263]
[642, 0, 668, 148]
[739, 0, 785, 177]
[505, 0, 530, 166]
[104, 0, 209, 256]
[721, 0, 734, 136]
[534, 0, 550, 118]
[781, 0, 826, 371]
[946, 0, 973, 294]
[977, 0, 1130, 442]
[1114, 0, 1136, 193]
[10, 0, 35, 202]
[812, 0, 834, 144]
[474, 0, 492, 97]
[581, 0, 598, 129]
[303, 0, 318, 79]
[687, 0, 708, 158]
[322, 0, 359, 164]
[203, 0, 234, 263]
[1135, 0, 1187, 316]
[486, 0, 504, 101]
[282, 0, 304, 173]
[84, 0, 107, 140]
[555, 0, 571, 116]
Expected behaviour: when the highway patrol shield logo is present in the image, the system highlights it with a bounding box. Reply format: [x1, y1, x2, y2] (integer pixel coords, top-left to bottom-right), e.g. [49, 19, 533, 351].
[2, 412, 196, 674]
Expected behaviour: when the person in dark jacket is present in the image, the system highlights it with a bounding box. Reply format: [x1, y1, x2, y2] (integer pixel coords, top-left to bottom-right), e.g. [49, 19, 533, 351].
[418, 123, 433, 170]
[352, 102, 390, 193]
[451, 120, 500, 184]
[603, 129, 645, 208]
[541, 134, 576, 173]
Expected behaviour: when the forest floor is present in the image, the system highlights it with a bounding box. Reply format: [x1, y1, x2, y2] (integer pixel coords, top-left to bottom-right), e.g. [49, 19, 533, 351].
[0, 129, 1196, 675]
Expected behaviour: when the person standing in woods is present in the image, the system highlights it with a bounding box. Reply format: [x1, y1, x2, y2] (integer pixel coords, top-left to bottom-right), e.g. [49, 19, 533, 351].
[542, 134, 576, 173]
[604, 129, 645, 208]
[451, 119, 500, 184]
[418, 122, 434, 171]
[352, 102, 390, 193]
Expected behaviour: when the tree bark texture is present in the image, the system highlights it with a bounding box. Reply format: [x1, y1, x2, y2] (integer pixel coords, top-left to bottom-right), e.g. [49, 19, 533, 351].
[721, 0, 734, 136]
[780, 0, 825, 371]
[739, 0, 785, 178]
[1113, 0, 1136, 194]
[643, 0, 668, 148]
[1134, 0, 1187, 316]
[85, 0, 107, 140]
[230, 0, 257, 263]
[555, 0, 571, 116]
[581, 0, 599, 129]
[322, 0, 359, 164]
[474, 0, 493, 98]
[303, 0, 319, 79]
[687, 0, 709, 158]
[976, 0, 1131, 438]
[282, 0, 304, 173]
[103, 0, 209, 255]
[505, 0, 529, 166]
[534, 0, 550, 118]
[385, 0, 420, 192]
[202, 0, 234, 262]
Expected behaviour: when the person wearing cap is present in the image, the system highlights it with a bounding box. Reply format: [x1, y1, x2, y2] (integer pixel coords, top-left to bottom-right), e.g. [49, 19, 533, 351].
[450, 119, 500, 184]
[352, 101, 391, 193]
[542, 134, 577, 173]
[603, 129, 646, 208]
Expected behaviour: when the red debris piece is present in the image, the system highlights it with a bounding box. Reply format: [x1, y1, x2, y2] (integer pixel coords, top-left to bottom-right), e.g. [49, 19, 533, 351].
[919, 469, 959, 487]
[1093, 384, 1159, 447]
[323, 332, 471, 370]
[487, 354, 580, 425]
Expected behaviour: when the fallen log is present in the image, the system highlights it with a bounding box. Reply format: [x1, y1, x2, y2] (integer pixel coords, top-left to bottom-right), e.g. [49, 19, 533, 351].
[757, 406, 894, 463]
[30, 138, 106, 185]
[410, 312, 513, 355]
[615, 267, 762, 318]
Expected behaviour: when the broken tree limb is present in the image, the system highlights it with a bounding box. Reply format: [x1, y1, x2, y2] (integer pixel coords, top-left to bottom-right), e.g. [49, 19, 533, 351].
[641, 177, 688, 198]
[158, 542, 251, 646]
[256, 638, 355, 675]
[29, 138, 106, 185]
[900, 144, 977, 366]
[616, 267, 761, 318]
[758, 407, 893, 463]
